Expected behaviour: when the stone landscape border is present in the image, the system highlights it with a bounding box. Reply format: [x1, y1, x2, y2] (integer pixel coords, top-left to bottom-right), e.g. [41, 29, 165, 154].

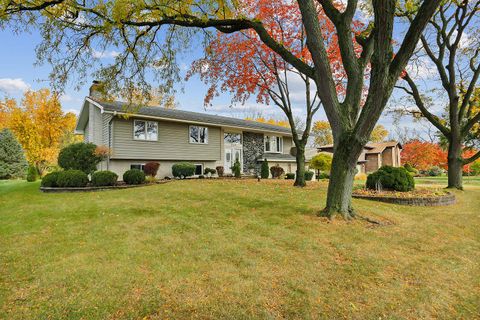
[352, 192, 455, 206]
[40, 180, 172, 193]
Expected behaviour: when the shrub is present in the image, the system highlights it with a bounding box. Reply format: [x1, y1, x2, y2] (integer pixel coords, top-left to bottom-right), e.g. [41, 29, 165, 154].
[270, 165, 284, 179]
[0, 129, 28, 179]
[172, 162, 195, 178]
[145, 175, 157, 183]
[261, 159, 269, 179]
[58, 142, 102, 174]
[91, 170, 118, 187]
[469, 160, 480, 176]
[354, 173, 367, 181]
[366, 166, 415, 192]
[144, 162, 160, 177]
[56, 170, 89, 188]
[304, 171, 314, 181]
[232, 159, 241, 178]
[26, 165, 38, 182]
[123, 169, 145, 185]
[427, 166, 443, 177]
[285, 173, 295, 180]
[216, 166, 224, 177]
[41, 171, 61, 187]
[317, 172, 330, 180]
[309, 153, 332, 172]
[204, 167, 216, 175]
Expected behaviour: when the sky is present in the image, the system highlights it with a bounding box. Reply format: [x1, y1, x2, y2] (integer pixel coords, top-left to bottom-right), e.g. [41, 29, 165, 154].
[0, 19, 437, 142]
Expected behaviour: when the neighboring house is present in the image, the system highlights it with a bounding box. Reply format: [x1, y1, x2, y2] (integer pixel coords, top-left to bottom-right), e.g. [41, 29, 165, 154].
[318, 141, 402, 173]
[75, 94, 311, 179]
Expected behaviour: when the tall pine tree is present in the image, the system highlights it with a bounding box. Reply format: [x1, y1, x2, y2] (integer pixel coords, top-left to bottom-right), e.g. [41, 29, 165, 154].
[0, 129, 28, 179]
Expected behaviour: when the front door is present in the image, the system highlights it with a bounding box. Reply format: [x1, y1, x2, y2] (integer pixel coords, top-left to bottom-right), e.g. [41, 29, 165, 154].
[225, 146, 242, 173]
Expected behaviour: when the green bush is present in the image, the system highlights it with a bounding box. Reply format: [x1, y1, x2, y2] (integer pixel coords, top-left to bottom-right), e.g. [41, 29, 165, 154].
[270, 165, 284, 179]
[366, 166, 415, 192]
[309, 153, 332, 172]
[304, 171, 314, 181]
[232, 159, 241, 178]
[123, 169, 145, 185]
[58, 142, 102, 174]
[317, 172, 329, 179]
[285, 173, 295, 180]
[469, 160, 480, 176]
[41, 171, 61, 187]
[91, 170, 118, 186]
[204, 167, 216, 175]
[56, 170, 89, 188]
[260, 159, 269, 179]
[172, 162, 195, 178]
[428, 166, 443, 176]
[26, 165, 38, 182]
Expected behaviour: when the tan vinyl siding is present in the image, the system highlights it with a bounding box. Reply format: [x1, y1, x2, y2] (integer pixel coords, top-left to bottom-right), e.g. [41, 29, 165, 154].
[111, 117, 221, 160]
[88, 101, 103, 146]
[283, 136, 293, 154]
[102, 113, 113, 147]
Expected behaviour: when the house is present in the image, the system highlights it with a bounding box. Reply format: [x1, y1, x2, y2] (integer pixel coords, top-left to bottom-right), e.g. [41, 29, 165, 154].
[74, 92, 311, 179]
[318, 141, 402, 173]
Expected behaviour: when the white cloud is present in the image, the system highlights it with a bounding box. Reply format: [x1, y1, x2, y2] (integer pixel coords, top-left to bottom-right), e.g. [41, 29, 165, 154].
[405, 59, 438, 80]
[0, 78, 30, 94]
[64, 108, 80, 115]
[91, 49, 120, 59]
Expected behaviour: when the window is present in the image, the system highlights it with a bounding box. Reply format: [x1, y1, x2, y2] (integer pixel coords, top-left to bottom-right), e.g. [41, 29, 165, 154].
[264, 135, 283, 153]
[194, 164, 203, 175]
[130, 164, 145, 171]
[224, 133, 242, 144]
[134, 120, 158, 141]
[189, 126, 208, 144]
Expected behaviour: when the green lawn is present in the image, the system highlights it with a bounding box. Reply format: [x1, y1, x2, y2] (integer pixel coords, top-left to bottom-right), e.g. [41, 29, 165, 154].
[1, 179, 479, 319]
[415, 175, 480, 186]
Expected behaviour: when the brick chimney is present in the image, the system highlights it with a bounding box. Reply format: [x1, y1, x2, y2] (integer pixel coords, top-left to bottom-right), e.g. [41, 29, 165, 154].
[89, 80, 104, 100]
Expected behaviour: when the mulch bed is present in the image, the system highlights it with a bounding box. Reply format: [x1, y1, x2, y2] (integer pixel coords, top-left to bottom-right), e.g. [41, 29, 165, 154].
[40, 179, 173, 193]
[352, 188, 455, 206]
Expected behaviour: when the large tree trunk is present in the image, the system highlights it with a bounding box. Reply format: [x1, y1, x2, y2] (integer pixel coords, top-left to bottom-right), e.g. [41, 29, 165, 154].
[294, 146, 306, 187]
[447, 139, 463, 189]
[320, 137, 364, 219]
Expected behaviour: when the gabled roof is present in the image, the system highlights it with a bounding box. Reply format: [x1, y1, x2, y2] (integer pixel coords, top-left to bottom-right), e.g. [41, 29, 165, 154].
[317, 141, 402, 154]
[77, 97, 293, 135]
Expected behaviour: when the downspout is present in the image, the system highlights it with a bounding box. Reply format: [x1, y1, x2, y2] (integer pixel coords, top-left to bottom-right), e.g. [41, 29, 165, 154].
[107, 112, 115, 171]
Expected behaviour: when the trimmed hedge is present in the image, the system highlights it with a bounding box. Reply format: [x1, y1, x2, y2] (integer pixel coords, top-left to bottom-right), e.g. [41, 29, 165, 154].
[270, 165, 284, 179]
[123, 169, 145, 185]
[172, 162, 195, 178]
[366, 166, 415, 192]
[204, 167, 216, 175]
[232, 159, 241, 178]
[285, 173, 295, 180]
[58, 142, 102, 174]
[91, 170, 118, 187]
[56, 170, 89, 188]
[317, 172, 329, 179]
[304, 171, 314, 181]
[41, 171, 61, 187]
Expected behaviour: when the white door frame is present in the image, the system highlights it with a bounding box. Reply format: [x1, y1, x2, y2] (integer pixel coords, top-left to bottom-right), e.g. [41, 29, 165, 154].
[223, 132, 243, 173]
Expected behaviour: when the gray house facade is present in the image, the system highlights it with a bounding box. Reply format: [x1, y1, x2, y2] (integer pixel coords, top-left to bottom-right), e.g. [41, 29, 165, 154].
[75, 97, 304, 179]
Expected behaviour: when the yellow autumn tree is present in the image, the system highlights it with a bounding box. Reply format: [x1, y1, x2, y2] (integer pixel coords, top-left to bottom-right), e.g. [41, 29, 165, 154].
[3, 89, 80, 172]
[245, 116, 290, 128]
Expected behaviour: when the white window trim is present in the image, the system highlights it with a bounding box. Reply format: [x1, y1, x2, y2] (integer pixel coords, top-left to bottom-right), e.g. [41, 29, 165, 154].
[189, 125, 209, 144]
[264, 135, 283, 153]
[130, 163, 146, 171]
[133, 120, 158, 141]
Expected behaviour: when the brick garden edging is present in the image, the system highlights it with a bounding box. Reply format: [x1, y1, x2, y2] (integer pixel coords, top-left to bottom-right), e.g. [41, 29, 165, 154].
[40, 180, 172, 193]
[352, 192, 455, 206]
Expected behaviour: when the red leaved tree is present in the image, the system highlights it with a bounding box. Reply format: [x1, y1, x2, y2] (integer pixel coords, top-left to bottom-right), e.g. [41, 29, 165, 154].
[402, 140, 447, 170]
[188, 0, 361, 187]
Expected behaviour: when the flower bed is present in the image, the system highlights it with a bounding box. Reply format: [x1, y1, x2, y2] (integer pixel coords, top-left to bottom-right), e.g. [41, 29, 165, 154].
[40, 180, 172, 193]
[352, 189, 455, 206]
